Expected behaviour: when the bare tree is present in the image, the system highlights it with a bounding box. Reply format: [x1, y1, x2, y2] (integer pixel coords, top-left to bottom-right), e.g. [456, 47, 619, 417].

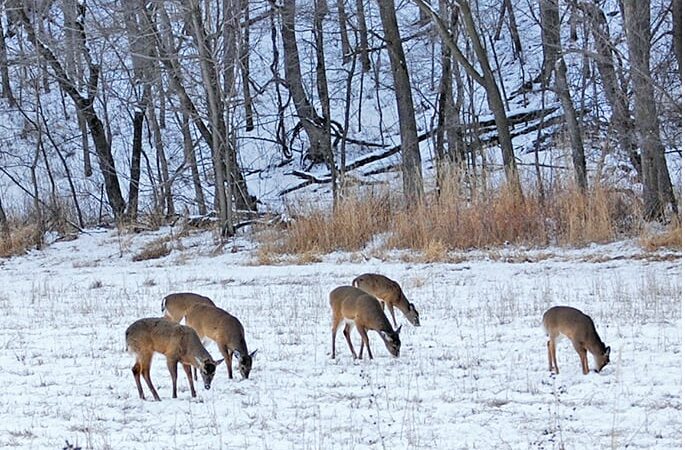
[623, 0, 678, 220]
[14, 2, 126, 219]
[579, 1, 640, 175]
[539, 0, 586, 190]
[377, 0, 424, 206]
[279, 0, 329, 166]
[414, 0, 520, 193]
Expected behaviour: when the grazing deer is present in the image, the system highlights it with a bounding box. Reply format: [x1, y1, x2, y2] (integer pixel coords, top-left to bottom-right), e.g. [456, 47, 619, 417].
[330, 285, 402, 360]
[185, 304, 257, 380]
[543, 306, 611, 375]
[352, 273, 420, 327]
[125, 318, 223, 400]
[162, 292, 215, 322]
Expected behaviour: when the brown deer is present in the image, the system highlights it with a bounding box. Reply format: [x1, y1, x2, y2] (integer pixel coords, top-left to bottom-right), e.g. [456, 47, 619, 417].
[330, 285, 402, 359]
[543, 306, 611, 375]
[352, 273, 420, 327]
[125, 318, 223, 401]
[162, 292, 215, 322]
[185, 304, 257, 380]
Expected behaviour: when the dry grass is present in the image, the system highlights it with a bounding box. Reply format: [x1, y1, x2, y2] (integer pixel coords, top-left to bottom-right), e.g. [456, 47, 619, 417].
[263, 180, 663, 258]
[0, 223, 42, 258]
[639, 221, 682, 251]
[132, 238, 171, 262]
[271, 190, 396, 254]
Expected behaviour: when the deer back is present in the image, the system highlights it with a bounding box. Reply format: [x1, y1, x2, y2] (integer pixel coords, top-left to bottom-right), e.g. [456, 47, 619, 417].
[126, 318, 212, 364]
[330, 285, 394, 333]
[353, 273, 419, 325]
[162, 292, 215, 322]
[544, 306, 608, 353]
[185, 304, 248, 354]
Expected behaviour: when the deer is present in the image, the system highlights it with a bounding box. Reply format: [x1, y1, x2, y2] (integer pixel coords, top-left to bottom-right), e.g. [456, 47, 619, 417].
[162, 292, 215, 323]
[330, 285, 402, 360]
[352, 273, 420, 327]
[125, 317, 223, 401]
[185, 303, 257, 380]
[543, 306, 611, 375]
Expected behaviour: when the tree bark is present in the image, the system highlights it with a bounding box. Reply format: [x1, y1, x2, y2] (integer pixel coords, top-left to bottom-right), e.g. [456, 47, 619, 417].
[540, 0, 586, 190]
[555, 58, 587, 190]
[0, 15, 16, 106]
[336, 0, 352, 64]
[623, 0, 678, 220]
[580, 1, 640, 176]
[15, 5, 126, 219]
[314, 0, 337, 204]
[673, 0, 682, 77]
[187, 0, 233, 234]
[377, 0, 424, 206]
[280, 0, 328, 166]
[181, 111, 207, 215]
[415, 0, 520, 192]
[539, 0, 561, 83]
[354, 0, 371, 72]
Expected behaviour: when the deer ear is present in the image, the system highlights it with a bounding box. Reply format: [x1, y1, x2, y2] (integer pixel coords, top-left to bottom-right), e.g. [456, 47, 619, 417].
[214, 358, 224, 366]
[249, 349, 258, 358]
[233, 350, 242, 360]
[605, 346, 611, 356]
[395, 325, 402, 334]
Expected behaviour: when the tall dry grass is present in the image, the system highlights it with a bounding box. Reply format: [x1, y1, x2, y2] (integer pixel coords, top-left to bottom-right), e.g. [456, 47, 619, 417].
[263, 179, 655, 258]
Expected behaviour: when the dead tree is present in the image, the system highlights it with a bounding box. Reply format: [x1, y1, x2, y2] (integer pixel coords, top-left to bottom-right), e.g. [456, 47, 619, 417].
[623, 0, 678, 220]
[377, 0, 425, 206]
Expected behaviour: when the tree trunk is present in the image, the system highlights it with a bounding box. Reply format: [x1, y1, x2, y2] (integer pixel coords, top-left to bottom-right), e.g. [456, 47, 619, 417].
[280, 0, 327, 165]
[377, 0, 424, 206]
[623, 0, 678, 220]
[128, 107, 144, 221]
[336, 0, 352, 64]
[181, 111, 207, 215]
[17, 5, 126, 218]
[0, 194, 9, 240]
[0, 16, 16, 106]
[580, 1, 640, 175]
[539, 0, 561, 83]
[540, 0, 586, 190]
[314, 0, 337, 204]
[555, 58, 587, 190]
[188, 0, 232, 234]
[673, 0, 682, 77]
[239, 0, 254, 131]
[354, 0, 371, 72]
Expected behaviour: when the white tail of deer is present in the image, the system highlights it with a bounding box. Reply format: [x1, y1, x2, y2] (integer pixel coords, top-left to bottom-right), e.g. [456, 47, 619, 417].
[543, 306, 611, 375]
[352, 273, 420, 327]
[125, 318, 223, 400]
[330, 285, 402, 359]
[185, 304, 257, 379]
[162, 292, 215, 322]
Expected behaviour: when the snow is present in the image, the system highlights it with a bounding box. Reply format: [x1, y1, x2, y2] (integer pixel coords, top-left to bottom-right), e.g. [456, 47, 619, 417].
[0, 228, 680, 449]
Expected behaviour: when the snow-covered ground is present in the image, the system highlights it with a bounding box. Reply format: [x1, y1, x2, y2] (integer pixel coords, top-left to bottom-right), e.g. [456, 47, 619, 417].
[0, 229, 680, 449]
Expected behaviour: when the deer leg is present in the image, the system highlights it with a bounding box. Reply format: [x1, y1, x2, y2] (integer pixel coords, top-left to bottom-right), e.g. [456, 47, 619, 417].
[342, 323, 358, 359]
[167, 358, 179, 398]
[549, 337, 560, 374]
[182, 364, 196, 397]
[331, 316, 341, 359]
[572, 341, 589, 375]
[388, 305, 398, 328]
[222, 346, 234, 379]
[546, 340, 554, 373]
[141, 359, 160, 401]
[132, 361, 145, 400]
[357, 325, 373, 359]
[193, 366, 198, 381]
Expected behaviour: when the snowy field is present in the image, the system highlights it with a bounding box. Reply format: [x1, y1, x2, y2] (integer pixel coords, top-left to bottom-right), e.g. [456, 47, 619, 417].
[0, 228, 680, 449]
